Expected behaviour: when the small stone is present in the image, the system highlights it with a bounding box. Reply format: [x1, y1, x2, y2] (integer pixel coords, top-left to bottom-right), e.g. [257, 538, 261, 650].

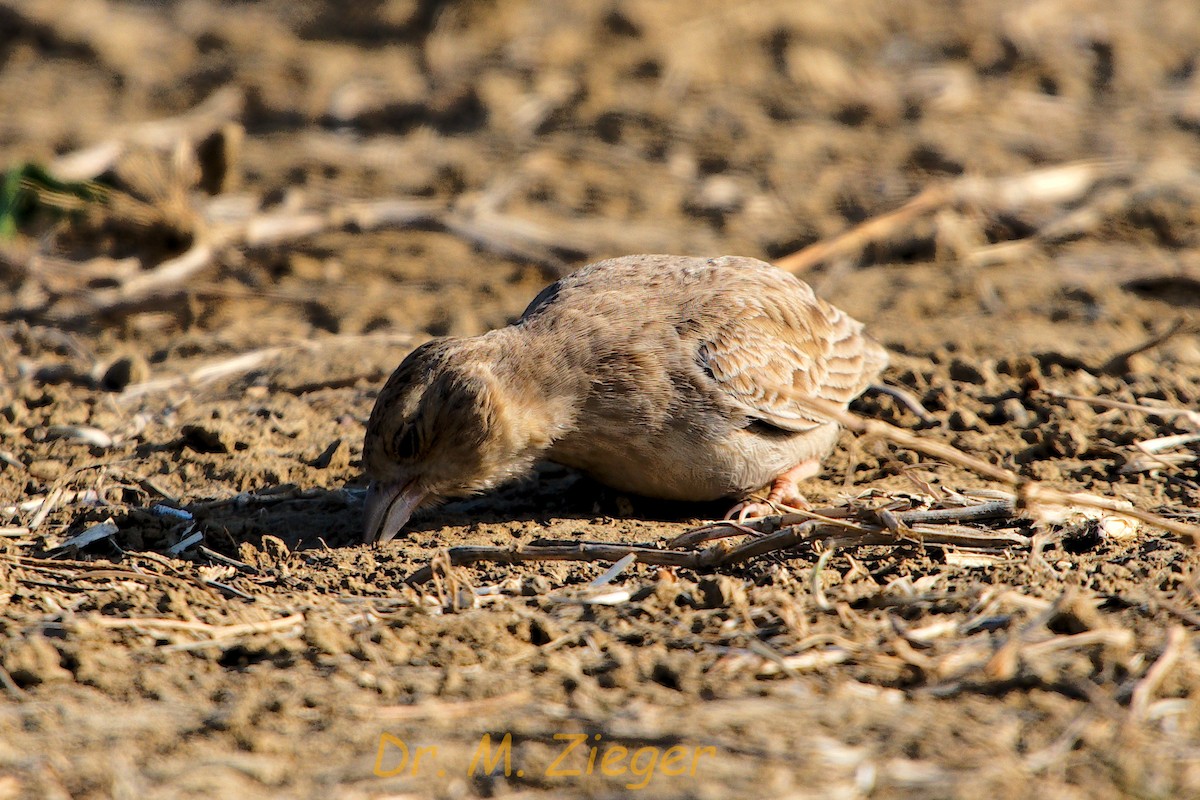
[694, 175, 745, 213]
[948, 409, 983, 431]
[309, 439, 346, 470]
[520, 575, 552, 596]
[181, 424, 237, 454]
[948, 358, 986, 384]
[1050, 426, 1089, 458]
[999, 398, 1033, 427]
[697, 575, 747, 609]
[3, 636, 72, 686]
[100, 355, 149, 392]
[26, 459, 65, 482]
[261, 535, 291, 563]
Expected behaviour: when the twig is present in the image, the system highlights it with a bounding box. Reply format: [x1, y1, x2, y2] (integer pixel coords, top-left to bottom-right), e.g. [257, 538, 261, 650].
[776, 184, 952, 273]
[893, 499, 1016, 525]
[26, 486, 65, 532]
[2, 489, 101, 522]
[117, 332, 420, 401]
[667, 517, 810, 549]
[1124, 433, 1200, 475]
[590, 553, 638, 587]
[86, 612, 304, 639]
[1134, 432, 1200, 455]
[47, 192, 581, 321]
[118, 344, 283, 400]
[811, 545, 838, 611]
[778, 391, 1200, 543]
[3, 552, 200, 591]
[79, 240, 215, 314]
[775, 160, 1113, 273]
[239, 197, 443, 247]
[203, 578, 257, 601]
[197, 546, 260, 574]
[869, 382, 935, 421]
[1043, 390, 1200, 430]
[1099, 318, 1196, 375]
[440, 208, 570, 274]
[402, 509, 1029, 586]
[49, 86, 245, 182]
[1129, 626, 1187, 719]
[187, 485, 345, 511]
[1021, 628, 1134, 658]
[404, 542, 706, 585]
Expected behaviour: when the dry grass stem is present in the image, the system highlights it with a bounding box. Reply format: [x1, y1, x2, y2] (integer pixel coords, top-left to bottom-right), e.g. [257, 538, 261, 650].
[775, 160, 1115, 273]
[117, 332, 419, 401]
[781, 391, 1200, 543]
[80, 241, 215, 314]
[403, 499, 1030, 586]
[86, 612, 304, 638]
[49, 86, 244, 182]
[1043, 390, 1200, 430]
[1130, 626, 1188, 719]
[1099, 318, 1197, 375]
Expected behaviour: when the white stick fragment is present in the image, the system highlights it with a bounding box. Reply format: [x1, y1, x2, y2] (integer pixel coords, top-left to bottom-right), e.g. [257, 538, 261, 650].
[46, 425, 116, 448]
[1, 489, 103, 519]
[117, 346, 284, 400]
[589, 552, 638, 588]
[756, 648, 851, 676]
[965, 160, 1111, 211]
[1031, 493, 1142, 540]
[165, 526, 203, 556]
[1045, 391, 1200, 430]
[118, 332, 418, 401]
[1135, 432, 1200, 454]
[579, 589, 633, 605]
[548, 588, 634, 606]
[943, 551, 1011, 567]
[27, 486, 65, 532]
[57, 517, 119, 550]
[84, 241, 216, 312]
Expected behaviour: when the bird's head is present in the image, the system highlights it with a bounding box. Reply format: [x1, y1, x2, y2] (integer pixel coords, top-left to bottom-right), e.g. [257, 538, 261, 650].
[361, 338, 545, 544]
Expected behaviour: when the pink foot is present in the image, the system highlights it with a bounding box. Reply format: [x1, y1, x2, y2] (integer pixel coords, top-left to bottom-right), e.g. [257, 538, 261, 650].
[725, 460, 821, 522]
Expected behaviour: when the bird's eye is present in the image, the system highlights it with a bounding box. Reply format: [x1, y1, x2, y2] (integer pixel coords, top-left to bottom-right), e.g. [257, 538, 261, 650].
[392, 427, 421, 460]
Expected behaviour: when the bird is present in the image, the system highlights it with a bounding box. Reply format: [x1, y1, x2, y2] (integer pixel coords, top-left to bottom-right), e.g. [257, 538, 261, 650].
[361, 254, 888, 544]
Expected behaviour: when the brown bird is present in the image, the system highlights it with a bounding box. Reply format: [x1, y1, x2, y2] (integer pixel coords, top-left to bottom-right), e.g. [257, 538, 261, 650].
[362, 254, 887, 544]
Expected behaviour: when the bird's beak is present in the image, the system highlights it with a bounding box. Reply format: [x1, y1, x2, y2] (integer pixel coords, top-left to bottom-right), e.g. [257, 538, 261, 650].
[363, 479, 428, 544]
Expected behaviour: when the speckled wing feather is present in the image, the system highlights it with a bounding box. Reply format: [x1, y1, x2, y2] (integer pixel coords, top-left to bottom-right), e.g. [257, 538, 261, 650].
[699, 287, 887, 433]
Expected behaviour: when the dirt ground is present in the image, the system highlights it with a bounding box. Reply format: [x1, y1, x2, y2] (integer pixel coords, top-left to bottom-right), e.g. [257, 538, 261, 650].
[2, 0, 1200, 797]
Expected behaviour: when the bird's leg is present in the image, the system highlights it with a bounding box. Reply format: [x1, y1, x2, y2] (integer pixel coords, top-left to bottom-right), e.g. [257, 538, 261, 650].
[726, 459, 821, 522]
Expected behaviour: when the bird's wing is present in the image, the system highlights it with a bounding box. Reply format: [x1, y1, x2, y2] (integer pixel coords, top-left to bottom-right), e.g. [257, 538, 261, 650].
[699, 294, 886, 433]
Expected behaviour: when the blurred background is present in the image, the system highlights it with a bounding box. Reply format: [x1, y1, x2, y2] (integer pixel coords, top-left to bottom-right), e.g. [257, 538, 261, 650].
[2, 0, 1199, 353]
[2, 3, 1200, 798]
